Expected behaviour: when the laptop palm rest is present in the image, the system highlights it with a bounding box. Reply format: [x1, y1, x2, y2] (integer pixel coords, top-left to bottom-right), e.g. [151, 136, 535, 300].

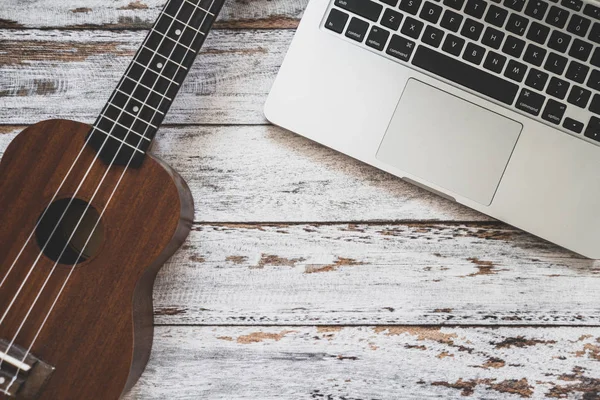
[376, 79, 523, 206]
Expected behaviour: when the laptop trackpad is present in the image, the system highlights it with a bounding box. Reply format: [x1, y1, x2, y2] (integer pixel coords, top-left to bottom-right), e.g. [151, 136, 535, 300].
[376, 79, 522, 206]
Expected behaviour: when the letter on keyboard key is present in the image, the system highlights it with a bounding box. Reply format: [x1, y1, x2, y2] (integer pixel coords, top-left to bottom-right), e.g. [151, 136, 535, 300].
[386, 34, 416, 61]
[584, 116, 600, 141]
[334, 0, 383, 22]
[516, 88, 546, 115]
[411, 45, 519, 104]
[542, 99, 567, 124]
[325, 9, 349, 34]
[345, 17, 369, 42]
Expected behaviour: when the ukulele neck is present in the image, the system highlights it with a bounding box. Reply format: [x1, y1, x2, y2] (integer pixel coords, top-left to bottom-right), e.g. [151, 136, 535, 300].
[87, 0, 225, 168]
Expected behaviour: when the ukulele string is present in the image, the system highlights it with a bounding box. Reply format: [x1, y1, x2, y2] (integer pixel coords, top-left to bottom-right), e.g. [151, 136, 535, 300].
[0, 0, 187, 334]
[0, 17, 166, 293]
[2, 0, 214, 392]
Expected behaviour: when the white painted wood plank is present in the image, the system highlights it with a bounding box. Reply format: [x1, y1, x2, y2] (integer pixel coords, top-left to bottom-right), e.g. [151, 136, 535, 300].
[0, 0, 305, 29]
[150, 223, 600, 325]
[0, 29, 291, 125]
[125, 326, 600, 399]
[0, 125, 488, 222]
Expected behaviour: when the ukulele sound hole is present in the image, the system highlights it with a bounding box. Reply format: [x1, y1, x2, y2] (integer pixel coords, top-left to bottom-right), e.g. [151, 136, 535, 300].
[35, 198, 104, 265]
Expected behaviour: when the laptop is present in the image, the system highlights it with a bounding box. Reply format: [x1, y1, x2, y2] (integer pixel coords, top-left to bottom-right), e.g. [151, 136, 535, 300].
[265, 0, 600, 258]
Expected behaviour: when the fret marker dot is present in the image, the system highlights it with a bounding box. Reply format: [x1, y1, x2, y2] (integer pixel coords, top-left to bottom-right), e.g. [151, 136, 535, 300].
[156, 62, 163, 69]
[0, 377, 5, 384]
[133, 106, 140, 113]
[175, 29, 182, 36]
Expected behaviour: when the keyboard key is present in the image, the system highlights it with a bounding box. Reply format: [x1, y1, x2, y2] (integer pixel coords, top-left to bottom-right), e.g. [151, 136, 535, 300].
[526, 21, 550, 44]
[524, 43, 547, 66]
[516, 88, 546, 115]
[546, 76, 570, 99]
[546, 5, 570, 28]
[443, 0, 465, 10]
[441, 33, 465, 55]
[504, 0, 526, 12]
[586, 69, 600, 91]
[381, 0, 399, 5]
[584, 115, 600, 141]
[544, 52, 568, 74]
[465, 0, 487, 18]
[485, 5, 509, 27]
[401, 17, 425, 38]
[567, 85, 591, 107]
[590, 94, 600, 114]
[345, 17, 370, 42]
[567, 14, 591, 36]
[561, 0, 582, 12]
[563, 117, 584, 133]
[565, 61, 589, 83]
[542, 99, 567, 124]
[588, 22, 600, 44]
[548, 30, 571, 52]
[483, 51, 507, 72]
[525, 0, 549, 20]
[335, 0, 383, 22]
[592, 48, 600, 67]
[325, 9, 349, 33]
[502, 35, 526, 57]
[411, 45, 519, 104]
[568, 38, 593, 61]
[461, 18, 484, 40]
[441, 10, 463, 31]
[399, 0, 423, 15]
[386, 34, 417, 61]
[381, 8, 403, 30]
[366, 26, 391, 50]
[482, 27, 505, 49]
[583, 3, 600, 20]
[525, 68, 549, 90]
[422, 25, 444, 47]
[506, 13, 530, 36]
[420, 1, 443, 23]
[463, 42, 486, 64]
[504, 59, 528, 82]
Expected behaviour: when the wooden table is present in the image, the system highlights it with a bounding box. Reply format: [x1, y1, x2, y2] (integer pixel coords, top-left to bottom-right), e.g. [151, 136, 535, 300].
[1, 1, 600, 398]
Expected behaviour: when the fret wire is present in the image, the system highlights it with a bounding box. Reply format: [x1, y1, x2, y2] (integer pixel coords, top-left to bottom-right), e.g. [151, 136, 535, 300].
[112, 91, 165, 116]
[161, 12, 207, 37]
[142, 42, 189, 71]
[99, 114, 152, 142]
[180, 0, 215, 16]
[90, 126, 146, 154]
[102, 106, 158, 130]
[132, 60, 181, 86]
[122, 76, 173, 102]
[148, 30, 196, 57]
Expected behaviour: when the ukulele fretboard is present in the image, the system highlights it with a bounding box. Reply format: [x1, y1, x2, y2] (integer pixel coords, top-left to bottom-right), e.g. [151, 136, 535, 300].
[88, 0, 225, 167]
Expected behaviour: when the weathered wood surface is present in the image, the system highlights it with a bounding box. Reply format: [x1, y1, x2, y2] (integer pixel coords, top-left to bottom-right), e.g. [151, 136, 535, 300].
[0, 29, 289, 125]
[150, 223, 599, 326]
[124, 326, 600, 399]
[0, 125, 488, 222]
[0, 0, 305, 29]
[3, 2, 600, 398]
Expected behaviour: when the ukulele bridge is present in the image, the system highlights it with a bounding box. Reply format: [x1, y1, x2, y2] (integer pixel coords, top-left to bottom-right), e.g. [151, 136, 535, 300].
[0, 340, 54, 399]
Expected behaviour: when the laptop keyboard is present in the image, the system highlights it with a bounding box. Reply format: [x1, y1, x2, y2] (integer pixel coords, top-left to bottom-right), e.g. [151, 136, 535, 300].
[323, 0, 600, 145]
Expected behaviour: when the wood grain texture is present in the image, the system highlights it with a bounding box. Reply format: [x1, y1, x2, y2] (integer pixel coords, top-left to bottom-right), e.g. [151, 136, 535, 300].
[1, 125, 489, 222]
[149, 223, 600, 326]
[124, 326, 600, 399]
[0, 120, 193, 399]
[0, 29, 288, 125]
[0, 0, 306, 29]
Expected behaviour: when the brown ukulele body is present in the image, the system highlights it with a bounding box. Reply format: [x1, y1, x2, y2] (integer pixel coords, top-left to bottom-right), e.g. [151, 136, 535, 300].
[0, 119, 194, 399]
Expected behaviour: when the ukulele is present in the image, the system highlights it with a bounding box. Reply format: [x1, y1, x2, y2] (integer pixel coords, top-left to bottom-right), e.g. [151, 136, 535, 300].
[0, 0, 224, 398]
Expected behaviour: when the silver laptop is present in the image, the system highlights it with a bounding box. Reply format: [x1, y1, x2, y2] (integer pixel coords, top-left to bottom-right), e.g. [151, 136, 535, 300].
[265, 0, 600, 258]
